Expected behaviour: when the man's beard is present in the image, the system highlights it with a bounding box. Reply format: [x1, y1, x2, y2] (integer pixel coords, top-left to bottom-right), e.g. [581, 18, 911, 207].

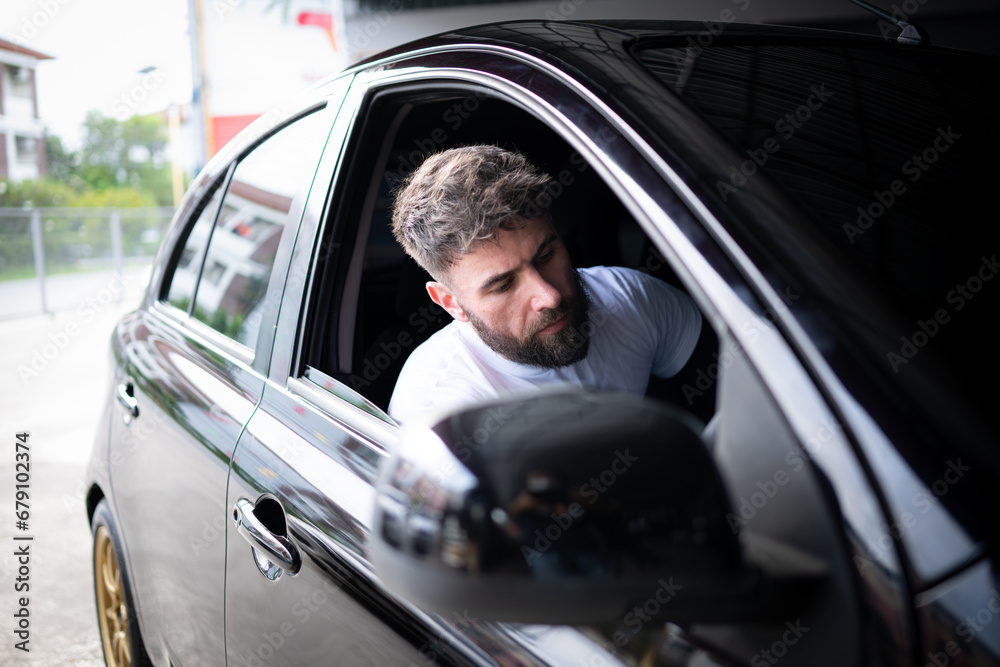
[465, 270, 592, 369]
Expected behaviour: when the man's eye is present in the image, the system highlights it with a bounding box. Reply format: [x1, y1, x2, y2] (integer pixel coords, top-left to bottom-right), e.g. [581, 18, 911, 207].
[495, 280, 513, 293]
[537, 249, 555, 263]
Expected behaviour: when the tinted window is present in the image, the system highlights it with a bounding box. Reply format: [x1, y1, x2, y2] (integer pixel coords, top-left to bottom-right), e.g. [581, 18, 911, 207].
[637, 44, 997, 307]
[635, 43, 1000, 417]
[166, 186, 225, 312]
[191, 109, 329, 347]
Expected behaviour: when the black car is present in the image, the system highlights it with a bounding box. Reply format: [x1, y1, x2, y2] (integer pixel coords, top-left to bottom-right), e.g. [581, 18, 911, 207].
[86, 18, 1000, 667]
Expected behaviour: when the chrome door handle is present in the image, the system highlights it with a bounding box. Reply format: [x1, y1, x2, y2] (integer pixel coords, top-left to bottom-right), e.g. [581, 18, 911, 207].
[233, 498, 301, 575]
[116, 382, 139, 420]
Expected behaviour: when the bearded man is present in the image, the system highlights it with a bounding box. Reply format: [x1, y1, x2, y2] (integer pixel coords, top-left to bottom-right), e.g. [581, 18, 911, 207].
[387, 145, 702, 423]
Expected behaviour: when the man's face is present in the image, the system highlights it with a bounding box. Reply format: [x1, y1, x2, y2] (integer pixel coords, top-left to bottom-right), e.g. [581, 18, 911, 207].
[427, 217, 591, 368]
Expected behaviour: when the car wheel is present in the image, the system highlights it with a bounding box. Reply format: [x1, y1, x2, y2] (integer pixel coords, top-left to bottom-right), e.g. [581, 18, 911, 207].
[92, 499, 152, 667]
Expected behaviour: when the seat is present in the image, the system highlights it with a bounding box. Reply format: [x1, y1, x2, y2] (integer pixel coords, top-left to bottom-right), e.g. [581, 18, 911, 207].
[356, 256, 450, 411]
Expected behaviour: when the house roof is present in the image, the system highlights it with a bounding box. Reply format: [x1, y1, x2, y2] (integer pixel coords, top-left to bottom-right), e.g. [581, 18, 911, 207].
[0, 36, 54, 61]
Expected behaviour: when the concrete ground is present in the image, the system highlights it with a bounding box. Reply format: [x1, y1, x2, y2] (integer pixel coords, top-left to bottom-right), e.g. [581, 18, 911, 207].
[0, 267, 150, 666]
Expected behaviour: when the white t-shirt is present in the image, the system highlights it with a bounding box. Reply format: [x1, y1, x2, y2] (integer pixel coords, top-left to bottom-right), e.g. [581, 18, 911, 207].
[388, 266, 702, 424]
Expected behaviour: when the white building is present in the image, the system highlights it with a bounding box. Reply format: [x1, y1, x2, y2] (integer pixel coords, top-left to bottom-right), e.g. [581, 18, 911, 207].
[0, 37, 51, 182]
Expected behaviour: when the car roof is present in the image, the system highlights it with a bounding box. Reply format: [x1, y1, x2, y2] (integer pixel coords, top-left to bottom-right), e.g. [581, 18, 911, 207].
[351, 19, 895, 70]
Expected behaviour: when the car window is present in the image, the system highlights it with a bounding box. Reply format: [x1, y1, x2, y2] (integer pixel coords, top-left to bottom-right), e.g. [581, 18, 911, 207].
[634, 43, 1000, 417]
[296, 84, 718, 428]
[165, 183, 226, 313]
[187, 109, 329, 348]
[636, 43, 996, 313]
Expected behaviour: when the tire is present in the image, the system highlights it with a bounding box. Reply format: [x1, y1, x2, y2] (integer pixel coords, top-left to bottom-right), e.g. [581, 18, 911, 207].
[92, 498, 153, 667]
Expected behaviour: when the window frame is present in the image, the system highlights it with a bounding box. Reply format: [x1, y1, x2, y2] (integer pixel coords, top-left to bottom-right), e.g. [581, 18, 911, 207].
[155, 102, 332, 369]
[286, 65, 721, 430]
[259, 48, 917, 663]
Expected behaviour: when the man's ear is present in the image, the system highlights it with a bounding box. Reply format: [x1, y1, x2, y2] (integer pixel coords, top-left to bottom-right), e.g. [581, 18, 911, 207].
[426, 281, 469, 322]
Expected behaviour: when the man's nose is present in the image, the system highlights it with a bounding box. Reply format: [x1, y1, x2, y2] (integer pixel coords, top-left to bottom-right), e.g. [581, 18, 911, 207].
[526, 268, 561, 311]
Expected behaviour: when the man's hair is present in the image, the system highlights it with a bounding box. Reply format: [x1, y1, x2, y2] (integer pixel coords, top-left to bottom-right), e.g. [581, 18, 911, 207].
[391, 145, 552, 278]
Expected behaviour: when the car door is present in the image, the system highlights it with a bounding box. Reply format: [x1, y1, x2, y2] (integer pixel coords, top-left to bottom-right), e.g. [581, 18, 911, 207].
[220, 73, 494, 666]
[211, 50, 721, 667]
[222, 40, 912, 667]
[301, 46, 903, 667]
[107, 99, 336, 666]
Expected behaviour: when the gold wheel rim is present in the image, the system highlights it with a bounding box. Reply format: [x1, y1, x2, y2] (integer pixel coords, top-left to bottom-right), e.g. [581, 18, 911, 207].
[94, 525, 132, 667]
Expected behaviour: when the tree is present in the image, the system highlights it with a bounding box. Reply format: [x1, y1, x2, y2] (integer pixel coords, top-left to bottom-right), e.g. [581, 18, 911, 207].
[0, 178, 75, 207]
[43, 133, 82, 186]
[78, 110, 174, 205]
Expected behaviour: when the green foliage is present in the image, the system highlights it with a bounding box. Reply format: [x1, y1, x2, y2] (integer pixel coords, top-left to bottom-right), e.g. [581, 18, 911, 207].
[0, 178, 158, 209]
[43, 133, 83, 186]
[0, 110, 180, 210]
[0, 178, 76, 207]
[0, 110, 181, 280]
[78, 110, 175, 206]
[68, 187, 157, 208]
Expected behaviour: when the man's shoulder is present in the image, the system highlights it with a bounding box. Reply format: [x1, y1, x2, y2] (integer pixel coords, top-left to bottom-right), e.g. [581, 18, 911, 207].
[580, 265, 670, 311]
[402, 320, 467, 368]
[389, 321, 491, 422]
[581, 265, 667, 293]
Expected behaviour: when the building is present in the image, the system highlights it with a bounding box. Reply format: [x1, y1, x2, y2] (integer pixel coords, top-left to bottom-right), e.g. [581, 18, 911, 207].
[0, 37, 51, 182]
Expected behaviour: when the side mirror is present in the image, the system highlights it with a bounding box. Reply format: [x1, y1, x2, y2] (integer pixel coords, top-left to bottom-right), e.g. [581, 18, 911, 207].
[371, 390, 824, 625]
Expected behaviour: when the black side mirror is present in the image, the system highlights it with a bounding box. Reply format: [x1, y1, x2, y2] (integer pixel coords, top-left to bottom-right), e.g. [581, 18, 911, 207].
[372, 390, 824, 625]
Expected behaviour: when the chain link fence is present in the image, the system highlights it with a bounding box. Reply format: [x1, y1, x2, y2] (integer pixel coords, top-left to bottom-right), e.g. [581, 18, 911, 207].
[0, 207, 174, 318]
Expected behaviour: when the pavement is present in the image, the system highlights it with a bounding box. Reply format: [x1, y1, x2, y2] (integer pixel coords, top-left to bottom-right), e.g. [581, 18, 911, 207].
[0, 267, 147, 321]
[0, 267, 151, 666]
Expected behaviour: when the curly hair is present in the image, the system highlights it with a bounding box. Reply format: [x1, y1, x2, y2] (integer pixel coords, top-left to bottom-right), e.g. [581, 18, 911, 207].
[391, 145, 553, 278]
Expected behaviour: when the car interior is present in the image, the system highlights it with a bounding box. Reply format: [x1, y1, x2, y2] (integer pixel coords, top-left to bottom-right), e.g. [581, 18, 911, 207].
[302, 85, 719, 427]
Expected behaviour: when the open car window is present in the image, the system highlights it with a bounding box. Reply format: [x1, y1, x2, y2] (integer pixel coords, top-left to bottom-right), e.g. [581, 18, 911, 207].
[296, 81, 719, 427]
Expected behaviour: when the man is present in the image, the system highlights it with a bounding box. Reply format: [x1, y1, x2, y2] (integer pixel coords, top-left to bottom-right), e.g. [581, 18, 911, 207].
[387, 145, 702, 423]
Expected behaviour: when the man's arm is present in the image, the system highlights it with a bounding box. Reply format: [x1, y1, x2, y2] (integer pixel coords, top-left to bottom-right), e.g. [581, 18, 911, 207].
[387, 326, 493, 424]
[601, 267, 703, 378]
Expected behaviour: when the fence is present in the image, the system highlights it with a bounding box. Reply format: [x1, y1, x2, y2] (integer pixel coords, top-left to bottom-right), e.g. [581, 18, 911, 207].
[0, 207, 174, 318]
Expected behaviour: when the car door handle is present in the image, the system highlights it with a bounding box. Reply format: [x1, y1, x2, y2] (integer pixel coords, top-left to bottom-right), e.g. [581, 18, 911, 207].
[116, 382, 139, 420]
[233, 498, 301, 575]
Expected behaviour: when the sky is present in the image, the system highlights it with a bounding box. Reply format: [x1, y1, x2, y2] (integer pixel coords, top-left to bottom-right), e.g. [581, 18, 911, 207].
[1, 0, 193, 149]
